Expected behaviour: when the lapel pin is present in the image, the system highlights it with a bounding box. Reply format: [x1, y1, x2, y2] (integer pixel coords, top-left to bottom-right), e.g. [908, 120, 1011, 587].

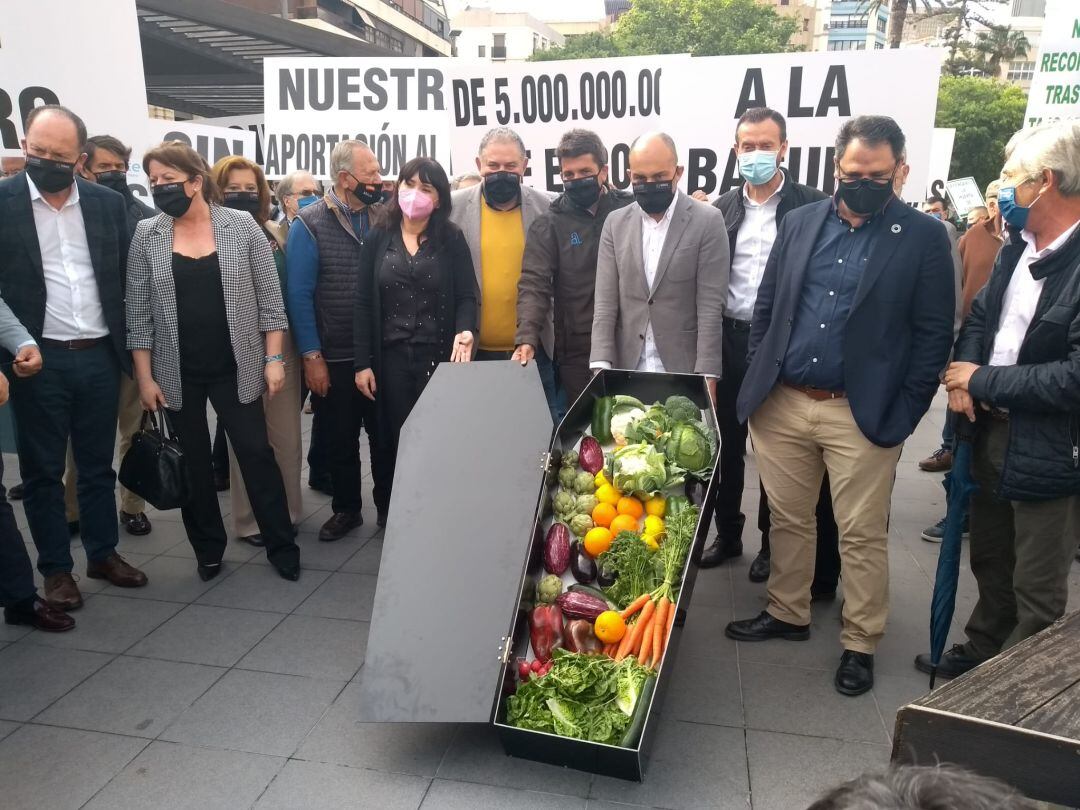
[891, 224, 902, 234]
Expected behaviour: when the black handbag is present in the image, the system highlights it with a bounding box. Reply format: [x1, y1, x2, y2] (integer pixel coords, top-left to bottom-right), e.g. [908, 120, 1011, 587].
[119, 410, 190, 510]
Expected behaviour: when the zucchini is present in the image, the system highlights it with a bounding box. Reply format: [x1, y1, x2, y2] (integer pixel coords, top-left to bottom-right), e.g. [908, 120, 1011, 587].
[592, 396, 613, 444]
[619, 673, 657, 748]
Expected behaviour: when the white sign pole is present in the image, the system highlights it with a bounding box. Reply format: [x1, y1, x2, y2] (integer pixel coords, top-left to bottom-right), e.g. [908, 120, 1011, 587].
[1024, 0, 1080, 127]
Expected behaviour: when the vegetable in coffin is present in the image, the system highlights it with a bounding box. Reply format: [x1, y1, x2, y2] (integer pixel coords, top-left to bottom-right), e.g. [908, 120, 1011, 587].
[561, 449, 579, 469]
[573, 471, 596, 495]
[662, 395, 699, 423]
[578, 436, 605, 474]
[553, 491, 576, 520]
[556, 590, 609, 620]
[544, 522, 571, 574]
[575, 494, 599, 516]
[591, 396, 613, 444]
[569, 513, 594, 537]
[564, 619, 603, 654]
[558, 466, 577, 489]
[664, 420, 717, 477]
[570, 540, 597, 584]
[536, 574, 563, 604]
[612, 442, 681, 497]
[529, 604, 564, 663]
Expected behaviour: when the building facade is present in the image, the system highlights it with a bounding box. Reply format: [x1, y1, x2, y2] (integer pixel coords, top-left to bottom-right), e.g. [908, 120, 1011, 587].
[451, 8, 564, 61]
[823, 0, 889, 51]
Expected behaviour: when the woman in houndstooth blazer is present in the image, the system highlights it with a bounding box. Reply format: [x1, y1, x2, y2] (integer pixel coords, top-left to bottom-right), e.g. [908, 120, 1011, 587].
[126, 141, 300, 583]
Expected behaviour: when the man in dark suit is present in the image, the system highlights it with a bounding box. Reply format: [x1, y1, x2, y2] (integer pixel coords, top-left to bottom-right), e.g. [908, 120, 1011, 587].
[0, 105, 147, 611]
[725, 116, 955, 696]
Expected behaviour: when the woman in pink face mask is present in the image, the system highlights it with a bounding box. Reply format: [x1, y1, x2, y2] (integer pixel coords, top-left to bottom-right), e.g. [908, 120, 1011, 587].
[353, 157, 478, 512]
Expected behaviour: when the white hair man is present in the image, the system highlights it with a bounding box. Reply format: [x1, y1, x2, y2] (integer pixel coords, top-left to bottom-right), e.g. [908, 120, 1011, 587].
[917, 121, 1080, 679]
[276, 170, 320, 225]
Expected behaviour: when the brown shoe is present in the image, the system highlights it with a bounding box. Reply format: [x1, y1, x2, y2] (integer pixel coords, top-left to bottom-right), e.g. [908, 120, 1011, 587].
[43, 573, 84, 611]
[4, 595, 76, 632]
[918, 448, 953, 472]
[86, 553, 148, 588]
[318, 511, 362, 542]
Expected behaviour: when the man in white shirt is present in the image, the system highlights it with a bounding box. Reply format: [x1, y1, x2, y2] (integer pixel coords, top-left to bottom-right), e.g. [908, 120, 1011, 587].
[590, 132, 728, 378]
[916, 121, 1080, 679]
[0, 105, 147, 612]
[698, 109, 836, 585]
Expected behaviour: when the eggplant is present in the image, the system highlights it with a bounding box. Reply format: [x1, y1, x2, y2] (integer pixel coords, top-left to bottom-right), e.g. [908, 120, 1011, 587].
[544, 522, 572, 575]
[596, 561, 618, 588]
[578, 436, 604, 474]
[555, 590, 608, 621]
[569, 540, 597, 584]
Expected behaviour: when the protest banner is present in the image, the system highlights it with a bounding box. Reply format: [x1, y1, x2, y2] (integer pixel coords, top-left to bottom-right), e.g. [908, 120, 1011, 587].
[201, 114, 267, 165]
[927, 127, 956, 199]
[127, 119, 259, 200]
[262, 58, 451, 179]
[1024, 0, 1080, 127]
[0, 0, 148, 158]
[945, 177, 985, 217]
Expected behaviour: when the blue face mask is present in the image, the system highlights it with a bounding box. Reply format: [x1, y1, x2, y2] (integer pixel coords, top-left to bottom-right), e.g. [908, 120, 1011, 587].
[297, 193, 319, 210]
[928, 211, 942, 220]
[998, 183, 1039, 230]
[737, 150, 779, 187]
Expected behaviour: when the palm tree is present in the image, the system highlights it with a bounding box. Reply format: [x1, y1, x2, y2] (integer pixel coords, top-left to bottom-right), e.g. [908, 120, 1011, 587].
[967, 25, 1029, 75]
[859, 0, 948, 49]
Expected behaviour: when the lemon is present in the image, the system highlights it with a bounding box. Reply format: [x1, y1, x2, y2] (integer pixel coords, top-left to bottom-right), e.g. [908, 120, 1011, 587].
[596, 484, 621, 506]
[643, 515, 665, 536]
[595, 471, 610, 488]
[642, 534, 660, 551]
[644, 496, 666, 518]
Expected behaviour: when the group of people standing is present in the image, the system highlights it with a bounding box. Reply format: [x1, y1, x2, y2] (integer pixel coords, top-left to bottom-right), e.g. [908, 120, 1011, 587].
[0, 102, 1076, 708]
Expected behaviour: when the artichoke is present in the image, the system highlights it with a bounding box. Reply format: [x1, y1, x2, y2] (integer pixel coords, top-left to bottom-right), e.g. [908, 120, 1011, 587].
[573, 471, 596, 494]
[561, 449, 579, 469]
[558, 466, 577, 489]
[536, 574, 563, 604]
[575, 494, 599, 516]
[553, 490, 576, 518]
[569, 513, 594, 537]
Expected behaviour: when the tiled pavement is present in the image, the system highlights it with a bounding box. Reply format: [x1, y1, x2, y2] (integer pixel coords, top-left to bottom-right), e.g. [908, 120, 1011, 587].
[1, 394, 1078, 810]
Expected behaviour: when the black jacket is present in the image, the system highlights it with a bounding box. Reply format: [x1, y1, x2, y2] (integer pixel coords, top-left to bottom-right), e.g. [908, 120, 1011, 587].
[125, 193, 157, 237]
[713, 169, 827, 264]
[0, 173, 131, 373]
[738, 198, 955, 447]
[957, 224, 1080, 500]
[516, 187, 634, 365]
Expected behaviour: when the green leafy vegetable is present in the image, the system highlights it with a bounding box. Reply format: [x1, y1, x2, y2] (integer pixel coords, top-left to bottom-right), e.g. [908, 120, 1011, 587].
[663, 395, 700, 423]
[612, 442, 681, 497]
[664, 421, 716, 477]
[506, 650, 652, 746]
[653, 504, 700, 603]
[624, 404, 671, 446]
[597, 531, 663, 609]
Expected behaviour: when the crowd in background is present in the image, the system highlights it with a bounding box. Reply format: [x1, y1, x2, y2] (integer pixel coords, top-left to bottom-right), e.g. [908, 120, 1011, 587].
[0, 104, 1077, 707]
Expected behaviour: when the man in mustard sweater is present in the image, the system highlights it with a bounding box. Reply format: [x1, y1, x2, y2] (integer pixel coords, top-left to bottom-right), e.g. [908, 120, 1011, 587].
[449, 128, 559, 419]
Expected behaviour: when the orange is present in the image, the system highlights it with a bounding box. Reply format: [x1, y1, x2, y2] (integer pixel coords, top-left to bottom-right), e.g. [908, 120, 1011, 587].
[596, 484, 621, 506]
[583, 527, 614, 557]
[592, 502, 617, 528]
[616, 496, 644, 519]
[644, 496, 666, 518]
[609, 514, 639, 536]
[594, 610, 627, 644]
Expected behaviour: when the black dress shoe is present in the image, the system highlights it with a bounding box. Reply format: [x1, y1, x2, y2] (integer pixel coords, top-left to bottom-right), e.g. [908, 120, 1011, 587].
[914, 644, 985, 679]
[4, 595, 76, 632]
[699, 537, 743, 568]
[238, 534, 266, 548]
[377, 510, 388, 529]
[810, 586, 837, 603]
[319, 511, 362, 542]
[748, 551, 771, 583]
[274, 563, 300, 581]
[197, 562, 223, 582]
[8, 483, 24, 500]
[835, 650, 874, 696]
[119, 511, 152, 536]
[725, 610, 810, 642]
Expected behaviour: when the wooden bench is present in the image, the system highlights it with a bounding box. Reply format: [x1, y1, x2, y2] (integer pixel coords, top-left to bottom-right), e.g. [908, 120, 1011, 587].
[892, 610, 1080, 806]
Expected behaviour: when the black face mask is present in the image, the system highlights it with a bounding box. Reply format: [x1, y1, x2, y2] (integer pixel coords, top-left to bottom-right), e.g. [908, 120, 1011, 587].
[836, 174, 895, 216]
[223, 190, 261, 216]
[25, 154, 75, 193]
[563, 175, 602, 209]
[633, 179, 676, 215]
[347, 173, 383, 207]
[483, 171, 521, 206]
[95, 170, 129, 196]
[152, 181, 195, 218]
[380, 189, 394, 205]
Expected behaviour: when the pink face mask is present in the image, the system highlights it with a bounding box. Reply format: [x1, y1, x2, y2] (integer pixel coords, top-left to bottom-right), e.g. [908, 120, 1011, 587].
[398, 188, 435, 220]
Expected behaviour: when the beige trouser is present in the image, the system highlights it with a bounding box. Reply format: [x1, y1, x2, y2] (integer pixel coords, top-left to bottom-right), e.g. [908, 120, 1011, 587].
[228, 337, 303, 537]
[749, 384, 902, 653]
[64, 374, 145, 521]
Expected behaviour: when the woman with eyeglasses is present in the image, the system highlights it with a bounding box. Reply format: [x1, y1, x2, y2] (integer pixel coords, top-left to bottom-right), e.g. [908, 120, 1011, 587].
[126, 141, 301, 582]
[211, 155, 303, 549]
[353, 157, 478, 513]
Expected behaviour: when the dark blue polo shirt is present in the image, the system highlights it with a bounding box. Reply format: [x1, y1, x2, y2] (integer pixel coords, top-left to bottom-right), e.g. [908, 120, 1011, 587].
[781, 198, 889, 390]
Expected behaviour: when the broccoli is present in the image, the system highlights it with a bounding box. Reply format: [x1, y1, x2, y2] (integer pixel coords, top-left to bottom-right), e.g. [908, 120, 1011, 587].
[664, 395, 700, 423]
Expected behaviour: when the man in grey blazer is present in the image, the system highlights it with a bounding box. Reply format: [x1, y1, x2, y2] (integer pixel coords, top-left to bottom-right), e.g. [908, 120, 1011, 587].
[590, 132, 728, 378]
[448, 127, 560, 419]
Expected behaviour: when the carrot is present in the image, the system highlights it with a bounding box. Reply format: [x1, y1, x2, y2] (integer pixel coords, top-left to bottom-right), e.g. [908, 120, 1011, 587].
[616, 598, 656, 661]
[620, 594, 651, 620]
[638, 611, 655, 664]
[654, 599, 676, 669]
[650, 596, 669, 668]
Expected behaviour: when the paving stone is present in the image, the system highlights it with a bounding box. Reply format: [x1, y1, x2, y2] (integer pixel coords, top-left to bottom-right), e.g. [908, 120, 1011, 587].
[255, 759, 430, 810]
[0, 642, 112, 721]
[128, 604, 285, 667]
[237, 614, 368, 680]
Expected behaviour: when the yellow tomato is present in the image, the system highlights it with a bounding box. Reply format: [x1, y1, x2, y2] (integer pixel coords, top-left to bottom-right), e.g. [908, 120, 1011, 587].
[594, 471, 610, 488]
[583, 527, 614, 558]
[596, 484, 621, 506]
[616, 496, 644, 519]
[594, 610, 627, 644]
[642, 534, 661, 551]
[643, 515, 665, 536]
[609, 514, 639, 536]
[644, 496, 666, 518]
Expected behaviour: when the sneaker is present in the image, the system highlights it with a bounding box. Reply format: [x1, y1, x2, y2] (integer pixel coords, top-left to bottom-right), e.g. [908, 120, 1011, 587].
[920, 515, 969, 543]
[918, 448, 953, 472]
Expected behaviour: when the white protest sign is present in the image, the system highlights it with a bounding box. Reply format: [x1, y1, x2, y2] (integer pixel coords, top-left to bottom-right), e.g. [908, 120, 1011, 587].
[1024, 0, 1080, 127]
[0, 0, 148, 157]
[669, 50, 944, 203]
[945, 177, 985, 216]
[262, 58, 451, 179]
[927, 127, 955, 199]
[200, 114, 266, 166]
[447, 55, 690, 190]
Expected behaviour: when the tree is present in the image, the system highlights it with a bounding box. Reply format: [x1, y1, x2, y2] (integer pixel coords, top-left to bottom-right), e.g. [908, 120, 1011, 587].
[935, 76, 1027, 190]
[529, 0, 799, 61]
[947, 25, 1029, 77]
[859, 0, 948, 50]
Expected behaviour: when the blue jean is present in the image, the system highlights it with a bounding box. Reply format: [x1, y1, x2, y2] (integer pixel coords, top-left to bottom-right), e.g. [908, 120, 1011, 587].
[10, 343, 121, 576]
[941, 406, 956, 452]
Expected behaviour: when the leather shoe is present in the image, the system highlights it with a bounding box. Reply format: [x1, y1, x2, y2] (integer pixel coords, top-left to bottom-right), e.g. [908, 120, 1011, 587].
[7, 482, 24, 500]
[44, 573, 83, 611]
[725, 610, 810, 642]
[748, 551, 771, 583]
[274, 563, 301, 581]
[319, 511, 362, 542]
[86, 553, 148, 588]
[698, 536, 743, 568]
[914, 644, 985, 679]
[4, 595, 76, 632]
[197, 562, 223, 582]
[119, 511, 152, 536]
[835, 650, 874, 696]
[918, 448, 953, 472]
[811, 585, 838, 603]
[238, 534, 266, 548]
[377, 510, 388, 529]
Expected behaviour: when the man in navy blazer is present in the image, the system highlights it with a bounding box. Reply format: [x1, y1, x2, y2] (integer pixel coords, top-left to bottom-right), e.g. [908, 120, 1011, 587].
[726, 116, 955, 697]
[0, 105, 147, 612]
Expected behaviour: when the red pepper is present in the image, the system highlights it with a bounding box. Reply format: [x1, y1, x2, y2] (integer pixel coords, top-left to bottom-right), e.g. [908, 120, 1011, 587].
[529, 604, 564, 663]
[563, 619, 602, 655]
